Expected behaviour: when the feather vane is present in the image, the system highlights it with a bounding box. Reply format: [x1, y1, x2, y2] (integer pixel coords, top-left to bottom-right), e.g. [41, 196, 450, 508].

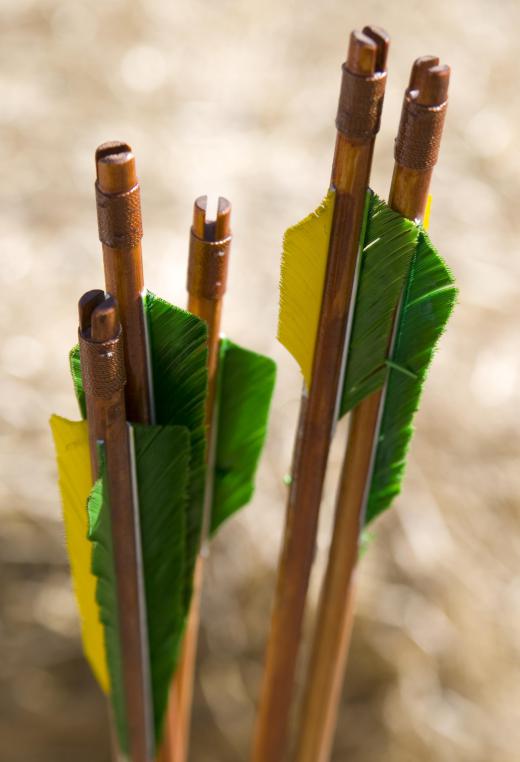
[278, 190, 335, 389]
[49, 415, 109, 692]
[211, 339, 276, 534]
[365, 230, 457, 522]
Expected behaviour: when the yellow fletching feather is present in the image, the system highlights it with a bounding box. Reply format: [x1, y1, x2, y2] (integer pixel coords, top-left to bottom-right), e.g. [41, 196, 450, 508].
[423, 194, 432, 231]
[49, 415, 109, 693]
[278, 189, 336, 389]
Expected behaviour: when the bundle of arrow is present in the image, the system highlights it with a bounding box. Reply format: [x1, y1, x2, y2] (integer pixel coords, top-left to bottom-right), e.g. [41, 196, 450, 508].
[252, 25, 457, 762]
[50, 145, 276, 761]
[49, 22, 456, 762]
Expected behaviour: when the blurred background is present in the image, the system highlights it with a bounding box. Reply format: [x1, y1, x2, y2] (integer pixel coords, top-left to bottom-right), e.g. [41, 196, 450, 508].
[1, 0, 519, 760]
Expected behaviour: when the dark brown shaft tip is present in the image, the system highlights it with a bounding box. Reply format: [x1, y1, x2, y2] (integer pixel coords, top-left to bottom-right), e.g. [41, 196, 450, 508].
[96, 141, 138, 194]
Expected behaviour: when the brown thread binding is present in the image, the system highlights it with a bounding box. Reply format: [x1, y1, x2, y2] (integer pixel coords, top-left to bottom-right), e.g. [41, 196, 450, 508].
[78, 328, 126, 399]
[187, 233, 231, 300]
[394, 93, 448, 170]
[336, 65, 387, 140]
[95, 183, 143, 249]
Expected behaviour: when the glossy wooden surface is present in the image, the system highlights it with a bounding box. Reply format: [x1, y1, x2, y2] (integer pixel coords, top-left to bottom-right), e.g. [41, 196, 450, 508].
[158, 197, 231, 762]
[294, 60, 450, 762]
[79, 294, 154, 762]
[96, 142, 152, 425]
[251, 27, 389, 762]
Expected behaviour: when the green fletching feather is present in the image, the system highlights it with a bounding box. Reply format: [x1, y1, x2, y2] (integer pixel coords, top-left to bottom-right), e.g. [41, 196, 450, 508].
[211, 339, 277, 535]
[340, 194, 419, 416]
[144, 292, 208, 608]
[132, 423, 191, 743]
[66, 291, 275, 749]
[70, 292, 209, 608]
[87, 425, 192, 749]
[87, 462, 127, 753]
[70, 345, 86, 418]
[331, 194, 456, 524]
[365, 230, 457, 523]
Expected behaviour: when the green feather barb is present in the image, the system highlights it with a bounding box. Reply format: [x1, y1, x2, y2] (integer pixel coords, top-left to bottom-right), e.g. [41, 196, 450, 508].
[365, 229, 457, 522]
[211, 339, 277, 535]
[131, 424, 191, 741]
[340, 194, 419, 415]
[144, 293, 208, 608]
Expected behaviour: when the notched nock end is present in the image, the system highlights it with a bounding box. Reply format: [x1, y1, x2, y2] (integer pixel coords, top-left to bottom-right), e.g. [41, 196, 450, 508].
[394, 57, 451, 171]
[188, 195, 232, 301]
[346, 26, 389, 76]
[78, 289, 105, 335]
[90, 297, 120, 343]
[78, 291, 126, 399]
[192, 195, 232, 243]
[408, 56, 439, 92]
[94, 142, 143, 249]
[416, 63, 450, 107]
[337, 25, 389, 141]
[95, 140, 138, 195]
[347, 31, 378, 76]
[361, 25, 390, 73]
[78, 291, 120, 343]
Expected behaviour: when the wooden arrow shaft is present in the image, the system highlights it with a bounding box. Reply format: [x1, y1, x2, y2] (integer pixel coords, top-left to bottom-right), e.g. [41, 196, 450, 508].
[79, 292, 154, 762]
[157, 196, 231, 762]
[251, 27, 389, 762]
[95, 141, 153, 426]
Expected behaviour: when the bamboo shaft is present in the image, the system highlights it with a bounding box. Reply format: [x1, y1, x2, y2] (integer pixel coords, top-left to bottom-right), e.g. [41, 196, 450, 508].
[251, 28, 389, 762]
[79, 293, 154, 762]
[95, 142, 152, 425]
[158, 196, 231, 762]
[93, 143, 155, 759]
[293, 59, 450, 762]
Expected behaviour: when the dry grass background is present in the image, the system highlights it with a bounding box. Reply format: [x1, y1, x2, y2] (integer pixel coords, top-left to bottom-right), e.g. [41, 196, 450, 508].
[1, 0, 519, 760]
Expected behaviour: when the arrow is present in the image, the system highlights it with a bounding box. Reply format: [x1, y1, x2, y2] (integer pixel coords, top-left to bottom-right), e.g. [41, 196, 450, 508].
[252, 26, 389, 762]
[51, 145, 275, 761]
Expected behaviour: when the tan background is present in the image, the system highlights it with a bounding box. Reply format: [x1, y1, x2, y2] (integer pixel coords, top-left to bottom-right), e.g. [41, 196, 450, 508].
[1, 0, 519, 760]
